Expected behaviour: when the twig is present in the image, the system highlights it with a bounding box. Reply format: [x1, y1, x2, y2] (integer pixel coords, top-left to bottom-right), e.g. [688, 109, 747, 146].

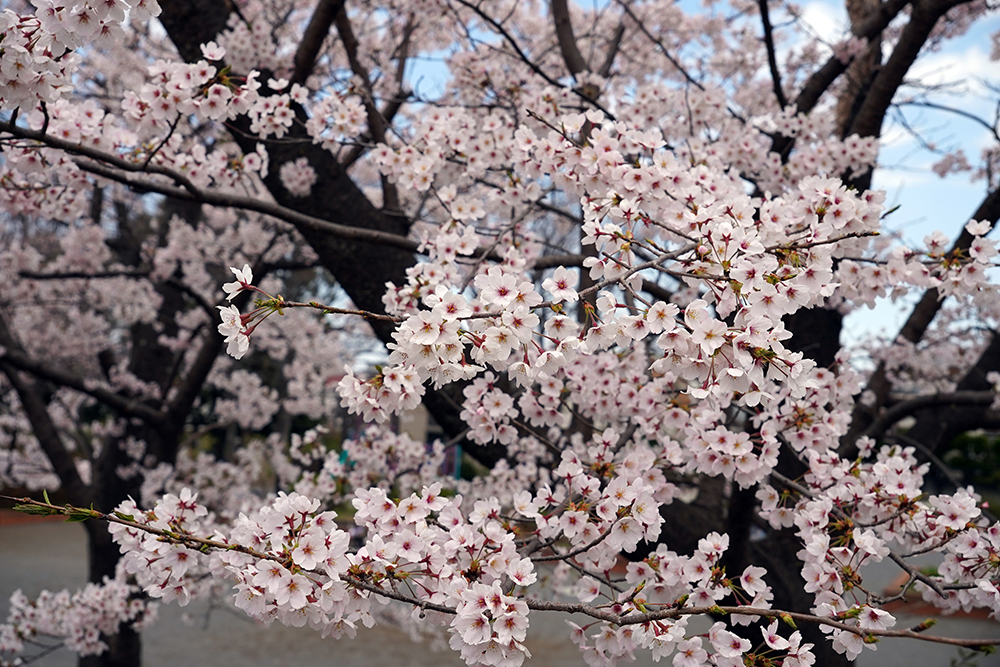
[531, 519, 619, 562]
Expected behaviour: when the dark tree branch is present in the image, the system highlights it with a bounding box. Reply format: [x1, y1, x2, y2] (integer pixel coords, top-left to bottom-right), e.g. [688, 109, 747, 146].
[339, 15, 414, 168]
[0, 314, 92, 506]
[19, 269, 150, 280]
[78, 159, 424, 253]
[0, 347, 166, 424]
[597, 22, 625, 78]
[757, 0, 788, 109]
[862, 390, 997, 441]
[790, 0, 913, 117]
[551, 0, 588, 76]
[291, 0, 346, 85]
[900, 331, 1000, 454]
[452, 0, 615, 118]
[847, 0, 969, 140]
[614, 0, 705, 91]
[340, 93, 410, 167]
[532, 253, 586, 269]
[0, 120, 424, 253]
[895, 99, 1000, 144]
[333, 5, 400, 211]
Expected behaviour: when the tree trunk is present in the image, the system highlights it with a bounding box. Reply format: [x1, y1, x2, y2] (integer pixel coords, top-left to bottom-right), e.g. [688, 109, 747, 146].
[79, 530, 141, 667]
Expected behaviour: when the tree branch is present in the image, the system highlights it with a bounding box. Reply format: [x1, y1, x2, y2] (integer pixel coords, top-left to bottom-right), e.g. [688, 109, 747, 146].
[862, 390, 997, 441]
[757, 0, 788, 109]
[291, 0, 346, 85]
[452, 0, 615, 118]
[0, 347, 166, 424]
[333, 5, 400, 212]
[789, 0, 913, 117]
[0, 315, 92, 506]
[0, 121, 424, 254]
[847, 0, 968, 140]
[895, 99, 1000, 144]
[551, 0, 588, 76]
[10, 494, 1000, 651]
[597, 22, 625, 79]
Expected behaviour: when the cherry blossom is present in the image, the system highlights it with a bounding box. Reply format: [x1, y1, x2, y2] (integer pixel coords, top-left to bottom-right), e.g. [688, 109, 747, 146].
[2, 0, 1000, 665]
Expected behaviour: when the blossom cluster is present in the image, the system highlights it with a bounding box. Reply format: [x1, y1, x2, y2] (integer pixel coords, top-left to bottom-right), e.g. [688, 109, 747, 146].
[0, 0, 160, 110]
[2, 0, 1000, 663]
[0, 574, 152, 659]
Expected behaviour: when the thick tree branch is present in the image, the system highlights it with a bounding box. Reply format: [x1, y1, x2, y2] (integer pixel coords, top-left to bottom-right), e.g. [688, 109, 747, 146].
[333, 5, 400, 211]
[291, 0, 346, 85]
[0, 315, 91, 505]
[551, 0, 588, 76]
[597, 22, 625, 78]
[899, 331, 1000, 454]
[19, 269, 150, 280]
[340, 93, 410, 167]
[340, 16, 414, 168]
[847, 0, 968, 140]
[79, 160, 424, 253]
[0, 121, 424, 253]
[757, 0, 788, 109]
[790, 0, 913, 117]
[861, 390, 997, 441]
[0, 347, 166, 424]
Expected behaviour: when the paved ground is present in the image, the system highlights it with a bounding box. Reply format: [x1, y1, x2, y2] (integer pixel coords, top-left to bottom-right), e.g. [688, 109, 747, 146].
[2, 513, 1000, 666]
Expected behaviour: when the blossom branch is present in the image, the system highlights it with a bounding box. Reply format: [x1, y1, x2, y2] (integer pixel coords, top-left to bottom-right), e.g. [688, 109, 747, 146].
[845, 184, 1000, 450]
[0, 121, 424, 254]
[0, 495, 458, 616]
[523, 599, 1000, 648]
[274, 298, 404, 323]
[8, 495, 1000, 652]
[769, 471, 950, 598]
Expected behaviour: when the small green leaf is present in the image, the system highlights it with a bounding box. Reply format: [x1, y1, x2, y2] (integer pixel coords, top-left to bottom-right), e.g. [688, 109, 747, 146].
[13, 503, 57, 516]
[64, 506, 96, 523]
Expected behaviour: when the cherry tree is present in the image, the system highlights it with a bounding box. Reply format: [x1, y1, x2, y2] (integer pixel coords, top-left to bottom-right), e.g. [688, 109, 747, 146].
[2, 0, 1000, 666]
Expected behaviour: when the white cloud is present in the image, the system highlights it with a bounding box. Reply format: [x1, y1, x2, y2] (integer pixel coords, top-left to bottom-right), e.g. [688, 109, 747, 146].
[798, 0, 848, 44]
[904, 45, 1000, 98]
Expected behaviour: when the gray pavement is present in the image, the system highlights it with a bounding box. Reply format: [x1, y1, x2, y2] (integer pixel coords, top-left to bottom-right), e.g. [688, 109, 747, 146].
[2, 517, 1000, 666]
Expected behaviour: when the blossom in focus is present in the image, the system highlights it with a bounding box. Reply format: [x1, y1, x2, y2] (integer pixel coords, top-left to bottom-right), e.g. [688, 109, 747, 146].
[542, 266, 579, 303]
[223, 264, 254, 301]
[217, 304, 250, 359]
